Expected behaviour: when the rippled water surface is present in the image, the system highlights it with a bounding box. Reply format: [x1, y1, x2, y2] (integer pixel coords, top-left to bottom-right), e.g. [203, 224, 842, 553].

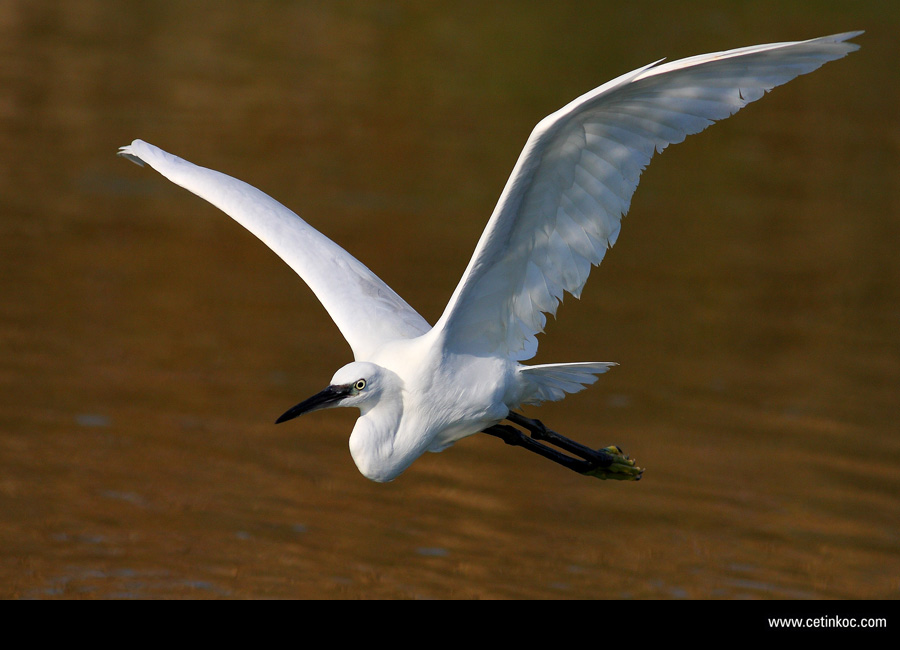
[1, 1, 898, 599]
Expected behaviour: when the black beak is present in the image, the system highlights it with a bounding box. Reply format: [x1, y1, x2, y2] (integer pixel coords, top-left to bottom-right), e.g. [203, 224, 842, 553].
[275, 384, 351, 424]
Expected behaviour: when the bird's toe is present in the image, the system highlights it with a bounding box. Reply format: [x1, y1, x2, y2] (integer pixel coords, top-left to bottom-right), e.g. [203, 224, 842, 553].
[582, 446, 644, 481]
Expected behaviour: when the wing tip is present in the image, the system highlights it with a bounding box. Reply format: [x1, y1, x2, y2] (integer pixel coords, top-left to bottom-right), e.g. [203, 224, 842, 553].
[817, 30, 864, 53]
[117, 139, 148, 167]
[829, 30, 865, 42]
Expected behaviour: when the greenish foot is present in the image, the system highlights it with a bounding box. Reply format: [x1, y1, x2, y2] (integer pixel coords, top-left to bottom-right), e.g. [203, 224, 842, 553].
[582, 446, 644, 481]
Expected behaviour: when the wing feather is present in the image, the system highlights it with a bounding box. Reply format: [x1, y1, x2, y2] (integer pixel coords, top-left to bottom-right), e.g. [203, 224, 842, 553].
[118, 140, 430, 360]
[434, 32, 861, 360]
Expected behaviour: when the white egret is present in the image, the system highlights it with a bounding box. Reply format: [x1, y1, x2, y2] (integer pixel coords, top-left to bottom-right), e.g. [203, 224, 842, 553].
[119, 32, 860, 482]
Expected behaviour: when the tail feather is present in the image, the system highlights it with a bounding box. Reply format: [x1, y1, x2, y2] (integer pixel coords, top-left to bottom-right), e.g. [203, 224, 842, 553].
[518, 362, 616, 405]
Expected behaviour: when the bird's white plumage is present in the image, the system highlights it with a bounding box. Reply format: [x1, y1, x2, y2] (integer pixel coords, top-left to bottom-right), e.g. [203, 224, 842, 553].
[433, 32, 862, 360]
[119, 141, 430, 361]
[119, 32, 860, 481]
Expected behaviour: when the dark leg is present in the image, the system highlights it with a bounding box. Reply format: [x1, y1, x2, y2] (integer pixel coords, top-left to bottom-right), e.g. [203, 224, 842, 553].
[481, 413, 643, 481]
[506, 412, 614, 461]
[481, 424, 599, 474]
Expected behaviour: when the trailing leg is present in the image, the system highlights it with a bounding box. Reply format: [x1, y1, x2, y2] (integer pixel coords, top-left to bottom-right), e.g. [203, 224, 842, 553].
[481, 424, 599, 474]
[482, 415, 643, 481]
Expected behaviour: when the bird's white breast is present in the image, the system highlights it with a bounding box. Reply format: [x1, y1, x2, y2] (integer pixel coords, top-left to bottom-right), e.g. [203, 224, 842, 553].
[348, 336, 517, 480]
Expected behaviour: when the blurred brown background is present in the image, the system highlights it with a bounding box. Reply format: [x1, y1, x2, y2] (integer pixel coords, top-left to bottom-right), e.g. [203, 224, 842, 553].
[0, 1, 896, 598]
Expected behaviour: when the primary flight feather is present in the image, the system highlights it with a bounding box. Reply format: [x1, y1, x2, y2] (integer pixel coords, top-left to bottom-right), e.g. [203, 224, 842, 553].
[119, 32, 861, 482]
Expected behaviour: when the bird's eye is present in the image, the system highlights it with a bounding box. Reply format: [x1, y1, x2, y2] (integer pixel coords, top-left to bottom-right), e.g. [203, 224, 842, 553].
[354, 379, 367, 391]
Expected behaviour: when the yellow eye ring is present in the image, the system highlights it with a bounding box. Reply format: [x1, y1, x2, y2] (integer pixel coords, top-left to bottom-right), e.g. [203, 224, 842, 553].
[355, 379, 367, 391]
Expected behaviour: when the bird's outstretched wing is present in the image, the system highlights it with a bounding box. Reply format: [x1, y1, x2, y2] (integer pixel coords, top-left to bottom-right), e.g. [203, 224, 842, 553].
[434, 32, 862, 360]
[118, 140, 430, 360]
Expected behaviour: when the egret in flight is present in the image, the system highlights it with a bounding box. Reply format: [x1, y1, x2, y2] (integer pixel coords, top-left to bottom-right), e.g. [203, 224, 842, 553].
[119, 32, 860, 482]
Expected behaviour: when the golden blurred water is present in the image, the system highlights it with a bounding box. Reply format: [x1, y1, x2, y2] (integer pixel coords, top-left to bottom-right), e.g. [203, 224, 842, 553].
[1, 1, 897, 599]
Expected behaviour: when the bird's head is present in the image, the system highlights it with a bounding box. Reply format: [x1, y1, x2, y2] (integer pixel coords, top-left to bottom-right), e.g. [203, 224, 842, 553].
[275, 361, 391, 424]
